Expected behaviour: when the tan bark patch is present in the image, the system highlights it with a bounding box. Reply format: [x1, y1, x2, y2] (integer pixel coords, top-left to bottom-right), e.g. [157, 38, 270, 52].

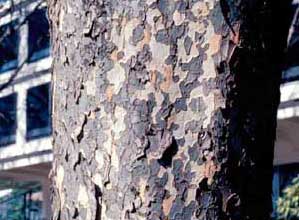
[56, 165, 64, 191]
[202, 160, 220, 185]
[139, 179, 148, 203]
[140, 25, 152, 48]
[231, 23, 241, 44]
[106, 85, 114, 102]
[186, 186, 197, 204]
[56, 165, 65, 209]
[208, 34, 222, 55]
[166, 114, 176, 129]
[110, 49, 119, 61]
[150, 70, 157, 87]
[162, 195, 175, 216]
[160, 65, 173, 92]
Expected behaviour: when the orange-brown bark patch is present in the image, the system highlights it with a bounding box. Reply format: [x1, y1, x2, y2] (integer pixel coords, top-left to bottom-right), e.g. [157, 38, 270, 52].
[160, 65, 173, 92]
[110, 49, 118, 61]
[106, 85, 114, 102]
[162, 195, 175, 216]
[208, 34, 222, 55]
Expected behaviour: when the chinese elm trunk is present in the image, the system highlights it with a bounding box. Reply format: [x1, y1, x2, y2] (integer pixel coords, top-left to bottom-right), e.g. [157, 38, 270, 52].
[48, 0, 292, 220]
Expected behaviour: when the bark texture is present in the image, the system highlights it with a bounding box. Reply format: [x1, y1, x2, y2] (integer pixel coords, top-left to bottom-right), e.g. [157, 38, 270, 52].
[48, 0, 291, 219]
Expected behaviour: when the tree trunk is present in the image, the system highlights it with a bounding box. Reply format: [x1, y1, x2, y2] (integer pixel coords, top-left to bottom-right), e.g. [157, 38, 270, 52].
[48, 0, 292, 219]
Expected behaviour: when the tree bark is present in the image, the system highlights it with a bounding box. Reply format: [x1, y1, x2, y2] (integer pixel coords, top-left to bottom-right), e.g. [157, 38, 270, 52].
[48, 0, 292, 219]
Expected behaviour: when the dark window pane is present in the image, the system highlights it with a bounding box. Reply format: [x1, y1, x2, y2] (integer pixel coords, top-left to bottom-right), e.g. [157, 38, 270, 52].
[282, 4, 299, 83]
[28, 8, 50, 62]
[0, 93, 17, 146]
[0, 21, 19, 73]
[26, 83, 51, 140]
[282, 66, 299, 83]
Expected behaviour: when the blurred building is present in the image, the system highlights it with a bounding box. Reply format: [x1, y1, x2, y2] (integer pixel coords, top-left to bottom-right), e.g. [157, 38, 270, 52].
[0, 0, 51, 219]
[272, 1, 299, 215]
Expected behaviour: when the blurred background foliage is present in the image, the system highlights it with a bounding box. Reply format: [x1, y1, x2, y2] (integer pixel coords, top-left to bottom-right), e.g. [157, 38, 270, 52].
[277, 175, 299, 220]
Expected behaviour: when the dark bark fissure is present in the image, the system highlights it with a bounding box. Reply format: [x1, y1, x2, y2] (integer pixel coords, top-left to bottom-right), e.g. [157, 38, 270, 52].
[158, 137, 178, 168]
[94, 184, 102, 219]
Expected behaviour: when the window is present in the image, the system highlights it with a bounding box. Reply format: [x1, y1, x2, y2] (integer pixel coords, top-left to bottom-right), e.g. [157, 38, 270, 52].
[281, 66, 299, 83]
[282, 4, 299, 83]
[0, 21, 19, 73]
[28, 8, 50, 62]
[0, 0, 8, 4]
[0, 93, 17, 146]
[26, 83, 51, 140]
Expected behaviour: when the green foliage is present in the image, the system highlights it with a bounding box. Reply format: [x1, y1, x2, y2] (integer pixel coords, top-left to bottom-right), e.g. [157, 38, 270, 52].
[0, 186, 42, 220]
[0, 188, 26, 220]
[277, 175, 299, 220]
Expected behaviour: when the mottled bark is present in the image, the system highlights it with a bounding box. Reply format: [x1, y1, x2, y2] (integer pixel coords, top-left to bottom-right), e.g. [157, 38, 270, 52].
[48, 0, 292, 220]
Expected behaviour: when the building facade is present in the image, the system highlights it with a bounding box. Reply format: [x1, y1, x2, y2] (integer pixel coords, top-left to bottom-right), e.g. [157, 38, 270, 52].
[272, 2, 299, 217]
[0, 0, 52, 219]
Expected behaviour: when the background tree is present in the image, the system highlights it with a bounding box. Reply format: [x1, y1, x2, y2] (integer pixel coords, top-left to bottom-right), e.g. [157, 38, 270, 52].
[277, 175, 299, 220]
[48, 0, 293, 219]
